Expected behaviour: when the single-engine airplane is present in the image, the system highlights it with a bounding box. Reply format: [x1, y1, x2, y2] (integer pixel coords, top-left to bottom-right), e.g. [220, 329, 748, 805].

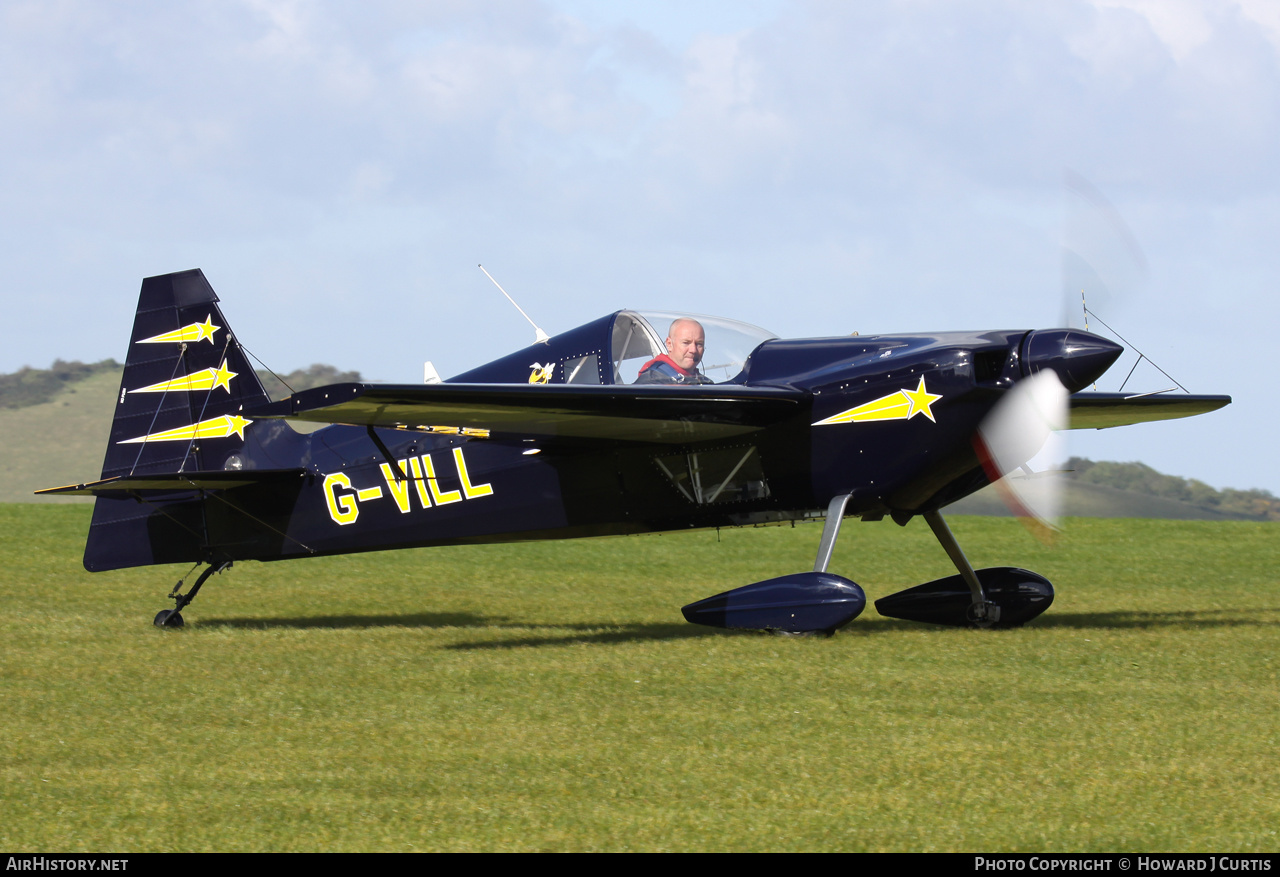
[40, 269, 1230, 632]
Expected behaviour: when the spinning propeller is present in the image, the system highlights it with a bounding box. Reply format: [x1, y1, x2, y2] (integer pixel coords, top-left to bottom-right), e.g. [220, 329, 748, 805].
[973, 369, 1068, 542]
[973, 173, 1146, 541]
[970, 328, 1122, 540]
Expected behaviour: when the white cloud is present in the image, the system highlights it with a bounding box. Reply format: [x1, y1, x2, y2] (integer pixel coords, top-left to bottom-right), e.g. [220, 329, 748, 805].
[1088, 0, 1214, 62]
[0, 0, 1276, 491]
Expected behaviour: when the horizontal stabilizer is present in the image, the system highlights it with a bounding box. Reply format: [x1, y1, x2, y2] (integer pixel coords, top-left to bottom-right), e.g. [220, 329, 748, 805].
[37, 468, 307, 497]
[1068, 393, 1231, 430]
[251, 382, 805, 444]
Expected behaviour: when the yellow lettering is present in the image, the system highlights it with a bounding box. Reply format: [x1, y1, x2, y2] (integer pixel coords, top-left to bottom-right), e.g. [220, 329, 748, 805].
[408, 455, 433, 508]
[422, 454, 462, 505]
[323, 472, 359, 525]
[454, 448, 494, 499]
[380, 460, 412, 513]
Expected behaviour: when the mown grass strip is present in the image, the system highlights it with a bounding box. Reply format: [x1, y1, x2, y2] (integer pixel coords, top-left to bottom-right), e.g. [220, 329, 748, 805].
[1, 505, 1276, 851]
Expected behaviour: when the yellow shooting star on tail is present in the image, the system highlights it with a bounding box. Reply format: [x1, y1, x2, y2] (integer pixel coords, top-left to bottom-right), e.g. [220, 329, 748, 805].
[127, 362, 237, 395]
[136, 315, 221, 345]
[119, 414, 252, 444]
[813, 376, 943, 426]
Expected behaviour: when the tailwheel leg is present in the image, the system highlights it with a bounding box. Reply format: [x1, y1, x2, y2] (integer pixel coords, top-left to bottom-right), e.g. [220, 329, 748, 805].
[154, 561, 232, 628]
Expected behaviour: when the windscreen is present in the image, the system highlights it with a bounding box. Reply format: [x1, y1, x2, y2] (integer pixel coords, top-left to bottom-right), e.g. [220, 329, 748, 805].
[613, 311, 777, 384]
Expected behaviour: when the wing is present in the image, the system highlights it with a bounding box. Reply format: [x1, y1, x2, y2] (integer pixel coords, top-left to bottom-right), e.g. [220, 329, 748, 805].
[251, 383, 807, 444]
[1068, 393, 1231, 430]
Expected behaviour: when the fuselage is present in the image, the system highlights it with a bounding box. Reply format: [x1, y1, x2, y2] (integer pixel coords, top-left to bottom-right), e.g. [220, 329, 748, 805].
[72, 275, 1121, 572]
[82, 326, 1119, 571]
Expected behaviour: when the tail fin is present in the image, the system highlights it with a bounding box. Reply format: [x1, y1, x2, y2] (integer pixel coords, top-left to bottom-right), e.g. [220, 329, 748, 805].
[100, 269, 270, 477]
[85, 269, 274, 570]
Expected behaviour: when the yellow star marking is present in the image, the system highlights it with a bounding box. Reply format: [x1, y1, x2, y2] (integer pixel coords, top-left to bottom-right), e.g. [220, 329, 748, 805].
[210, 361, 235, 392]
[900, 376, 943, 423]
[118, 414, 252, 444]
[136, 314, 221, 345]
[128, 361, 238, 395]
[813, 377, 944, 426]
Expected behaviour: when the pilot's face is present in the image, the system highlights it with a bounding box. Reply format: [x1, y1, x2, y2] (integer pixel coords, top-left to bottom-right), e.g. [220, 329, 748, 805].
[666, 320, 705, 372]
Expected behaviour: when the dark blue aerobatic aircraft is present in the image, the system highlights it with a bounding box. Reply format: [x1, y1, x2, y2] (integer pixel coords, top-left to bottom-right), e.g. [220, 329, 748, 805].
[40, 269, 1230, 632]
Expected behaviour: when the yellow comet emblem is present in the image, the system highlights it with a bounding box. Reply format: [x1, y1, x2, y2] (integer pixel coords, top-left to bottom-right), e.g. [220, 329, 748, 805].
[813, 376, 943, 426]
[128, 362, 237, 395]
[119, 414, 252, 444]
[137, 315, 221, 345]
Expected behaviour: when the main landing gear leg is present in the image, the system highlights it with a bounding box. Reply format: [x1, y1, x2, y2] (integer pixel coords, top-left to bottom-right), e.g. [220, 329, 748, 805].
[923, 510, 998, 626]
[153, 561, 232, 629]
[763, 493, 857, 637]
[813, 493, 853, 573]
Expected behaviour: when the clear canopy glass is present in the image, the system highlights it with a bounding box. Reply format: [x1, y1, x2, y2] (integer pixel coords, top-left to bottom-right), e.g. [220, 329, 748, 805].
[610, 311, 777, 384]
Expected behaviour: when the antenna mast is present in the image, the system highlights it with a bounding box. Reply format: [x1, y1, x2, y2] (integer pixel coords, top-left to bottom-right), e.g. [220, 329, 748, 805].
[478, 264, 550, 344]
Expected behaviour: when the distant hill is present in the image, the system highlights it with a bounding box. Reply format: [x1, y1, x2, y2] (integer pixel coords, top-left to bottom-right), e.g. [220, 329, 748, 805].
[948, 479, 1275, 521]
[1, 362, 1274, 519]
[943, 458, 1279, 522]
[255, 364, 365, 399]
[0, 361, 361, 502]
[0, 359, 122, 410]
[1065, 457, 1279, 520]
[0, 359, 364, 411]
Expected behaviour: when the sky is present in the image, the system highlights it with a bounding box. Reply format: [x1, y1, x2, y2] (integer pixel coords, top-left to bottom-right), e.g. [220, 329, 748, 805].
[2, 0, 1277, 493]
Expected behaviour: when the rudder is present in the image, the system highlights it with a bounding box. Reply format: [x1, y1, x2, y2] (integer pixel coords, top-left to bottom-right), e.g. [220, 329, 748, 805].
[85, 269, 272, 570]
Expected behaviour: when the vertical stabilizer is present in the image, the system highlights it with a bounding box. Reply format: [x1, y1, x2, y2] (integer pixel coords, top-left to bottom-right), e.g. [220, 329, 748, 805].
[99, 269, 269, 477]
[86, 269, 271, 570]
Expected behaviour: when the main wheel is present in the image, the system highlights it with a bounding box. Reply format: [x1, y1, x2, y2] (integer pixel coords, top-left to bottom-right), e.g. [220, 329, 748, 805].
[153, 609, 184, 628]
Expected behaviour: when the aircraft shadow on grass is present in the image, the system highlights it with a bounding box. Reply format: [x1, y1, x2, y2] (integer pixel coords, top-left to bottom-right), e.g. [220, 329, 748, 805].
[195, 605, 1278, 645]
[200, 612, 498, 631]
[197, 613, 707, 646]
[1030, 607, 1280, 631]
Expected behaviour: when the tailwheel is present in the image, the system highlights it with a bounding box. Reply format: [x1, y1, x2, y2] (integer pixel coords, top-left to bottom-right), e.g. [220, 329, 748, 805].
[152, 560, 231, 629]
[153, 609, 184, 628]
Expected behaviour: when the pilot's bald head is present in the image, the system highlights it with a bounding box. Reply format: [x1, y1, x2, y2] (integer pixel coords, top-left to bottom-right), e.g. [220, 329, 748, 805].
[665, 319, 705, 373]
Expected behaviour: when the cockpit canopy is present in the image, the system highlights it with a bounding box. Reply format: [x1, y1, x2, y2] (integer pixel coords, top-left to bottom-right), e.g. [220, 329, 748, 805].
[450, 310, 778, 386]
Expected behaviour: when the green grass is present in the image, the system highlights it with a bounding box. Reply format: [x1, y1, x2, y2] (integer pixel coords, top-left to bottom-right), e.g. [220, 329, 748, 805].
[1, 505, 1276, 851]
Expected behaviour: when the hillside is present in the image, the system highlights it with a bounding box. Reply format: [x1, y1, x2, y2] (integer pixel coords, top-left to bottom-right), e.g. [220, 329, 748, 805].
[1, 362, 1273, 518]
[0, 369, 121, 502]
[0, 362, 363, 502]
[947, 480, 1268, 521]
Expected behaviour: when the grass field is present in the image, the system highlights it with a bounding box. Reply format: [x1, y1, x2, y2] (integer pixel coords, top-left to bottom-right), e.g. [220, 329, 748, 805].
[1, 504, 1276, 852]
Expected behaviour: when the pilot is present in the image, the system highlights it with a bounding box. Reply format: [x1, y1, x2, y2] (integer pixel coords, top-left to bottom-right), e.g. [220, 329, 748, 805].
[635, 318, 714, 384]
